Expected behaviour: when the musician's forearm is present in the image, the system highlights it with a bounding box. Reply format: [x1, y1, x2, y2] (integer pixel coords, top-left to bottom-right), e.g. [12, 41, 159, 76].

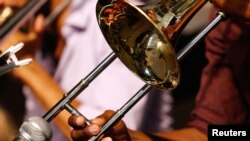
[11, 60, 78, 140]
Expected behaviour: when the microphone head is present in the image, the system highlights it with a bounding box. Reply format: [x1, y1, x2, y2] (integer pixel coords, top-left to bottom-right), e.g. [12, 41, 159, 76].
[18, 116, 52, 141]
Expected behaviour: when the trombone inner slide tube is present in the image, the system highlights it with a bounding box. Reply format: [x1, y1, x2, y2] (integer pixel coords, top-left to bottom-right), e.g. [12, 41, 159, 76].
[43, 52, 117, 121]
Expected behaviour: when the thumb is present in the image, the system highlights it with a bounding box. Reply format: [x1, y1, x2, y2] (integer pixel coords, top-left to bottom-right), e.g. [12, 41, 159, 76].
[33, 14, 45, 35]
[27, 14, 45, 41]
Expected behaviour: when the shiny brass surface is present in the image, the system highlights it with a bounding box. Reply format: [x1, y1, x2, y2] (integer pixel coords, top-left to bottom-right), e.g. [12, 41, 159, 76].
[139, 0, 206, 41]
[96, 0, 180, 89]
[96, 0, 207, 89]
[0, 6, 14, 26]
[0, 0, 28, 27]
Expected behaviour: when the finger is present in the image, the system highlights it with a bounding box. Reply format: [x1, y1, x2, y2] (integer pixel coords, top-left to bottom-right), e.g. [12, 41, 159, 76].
[98, 110, 130, 140]
[110, 119, 127, 135]
[105, 120, 129, 141]
[70, 124, 100, 140]
[97, 110, 126, 135]
[26, 14, 45, 41]
[70, 129, 86, 141]
[70, 111, 116, 140]
[91, 117, 106, 127]
[97, 110, 115, 121]
[83, 124, 100, 137]
[68, 115, 86, 129]
[33, 14, 45, 34]
[101, 137, 113, 141]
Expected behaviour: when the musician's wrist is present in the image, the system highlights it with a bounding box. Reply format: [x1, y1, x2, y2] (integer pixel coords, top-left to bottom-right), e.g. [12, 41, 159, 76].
[10, 60, 45, 83]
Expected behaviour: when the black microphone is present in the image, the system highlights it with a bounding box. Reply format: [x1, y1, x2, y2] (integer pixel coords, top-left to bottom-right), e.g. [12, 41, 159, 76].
[13, 116, 52, 141]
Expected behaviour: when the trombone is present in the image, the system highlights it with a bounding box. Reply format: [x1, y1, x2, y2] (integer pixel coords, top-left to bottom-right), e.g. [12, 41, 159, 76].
[41, 0, 225, 140]
[9, 0, 225, 140]
[89, 0, 225, 140]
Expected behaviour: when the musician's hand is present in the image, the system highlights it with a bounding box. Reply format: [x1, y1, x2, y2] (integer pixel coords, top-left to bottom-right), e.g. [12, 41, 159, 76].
[68, 110, 131, 141]
[0, 14, 45, 60]
[210, 0, 250, 20]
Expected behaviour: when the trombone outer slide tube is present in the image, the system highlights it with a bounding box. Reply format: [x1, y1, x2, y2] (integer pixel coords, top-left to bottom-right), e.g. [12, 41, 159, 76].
[177, 12, 226, 61]
[88, 84, 152, 141]
[89, 12, 226, 141]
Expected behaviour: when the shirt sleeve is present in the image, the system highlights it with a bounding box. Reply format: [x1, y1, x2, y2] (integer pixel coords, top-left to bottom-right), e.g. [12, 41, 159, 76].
[187, 7, 249, 134]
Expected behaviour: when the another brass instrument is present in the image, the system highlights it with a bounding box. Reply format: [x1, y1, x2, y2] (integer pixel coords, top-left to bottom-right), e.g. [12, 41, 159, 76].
[0, 6, 14, 26]
[0, 0, 47, 42]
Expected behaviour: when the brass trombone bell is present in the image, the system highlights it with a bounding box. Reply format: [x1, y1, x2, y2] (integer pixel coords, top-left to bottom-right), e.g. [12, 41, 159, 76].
[96, 0, 181, 89]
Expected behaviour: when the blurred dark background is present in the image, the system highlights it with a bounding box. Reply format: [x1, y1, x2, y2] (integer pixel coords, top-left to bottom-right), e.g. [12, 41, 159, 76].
[171, 3, 212, 129]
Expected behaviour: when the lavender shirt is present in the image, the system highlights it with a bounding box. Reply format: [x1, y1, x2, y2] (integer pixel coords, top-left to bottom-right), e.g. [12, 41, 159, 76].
[56, 0, 148, 129]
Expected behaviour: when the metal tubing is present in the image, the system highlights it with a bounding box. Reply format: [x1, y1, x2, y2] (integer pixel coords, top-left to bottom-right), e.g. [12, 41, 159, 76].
[88, 12, 225, 141]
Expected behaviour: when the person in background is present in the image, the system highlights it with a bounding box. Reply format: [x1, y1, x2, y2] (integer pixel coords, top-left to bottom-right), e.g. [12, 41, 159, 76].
[0, 107, 16, 141]
[0, 0, 173, 140]
[67, 0, 250, 140]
